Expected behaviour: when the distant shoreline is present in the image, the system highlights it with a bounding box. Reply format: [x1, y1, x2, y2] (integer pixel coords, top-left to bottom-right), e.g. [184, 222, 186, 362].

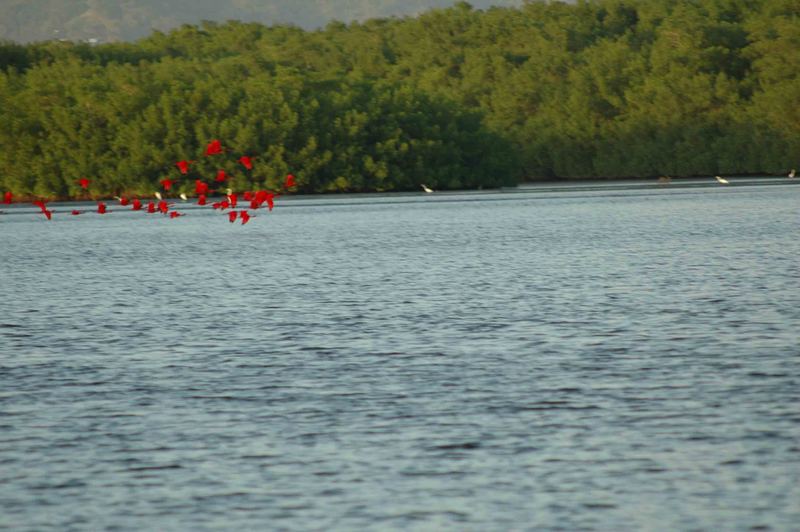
[4, 175, 798, 205]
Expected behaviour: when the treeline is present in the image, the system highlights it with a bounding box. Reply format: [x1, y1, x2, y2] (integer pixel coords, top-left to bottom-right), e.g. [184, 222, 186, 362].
[1, 0, 798, 199]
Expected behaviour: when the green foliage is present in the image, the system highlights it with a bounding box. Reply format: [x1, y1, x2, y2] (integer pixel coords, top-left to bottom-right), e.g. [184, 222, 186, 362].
[1, 0, 798, 199]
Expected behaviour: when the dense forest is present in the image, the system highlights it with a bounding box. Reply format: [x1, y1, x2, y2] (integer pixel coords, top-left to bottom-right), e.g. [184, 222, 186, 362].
[0, 0, 524, 43]
[1, 0, 798, 199]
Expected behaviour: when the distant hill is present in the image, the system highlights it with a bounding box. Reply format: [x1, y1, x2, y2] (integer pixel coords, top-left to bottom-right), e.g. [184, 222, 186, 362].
[0, 0, 524, 43]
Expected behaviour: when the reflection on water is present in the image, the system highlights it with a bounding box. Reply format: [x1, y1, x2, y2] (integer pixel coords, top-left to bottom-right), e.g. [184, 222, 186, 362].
[1, 183, 799, 530]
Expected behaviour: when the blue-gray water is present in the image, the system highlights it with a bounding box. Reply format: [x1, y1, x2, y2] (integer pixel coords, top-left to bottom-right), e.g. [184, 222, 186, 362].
[1, 181, 799, 530]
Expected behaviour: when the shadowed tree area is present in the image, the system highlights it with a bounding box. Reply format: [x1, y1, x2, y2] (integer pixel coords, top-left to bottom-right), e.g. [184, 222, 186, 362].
[1, 0, 798, 199]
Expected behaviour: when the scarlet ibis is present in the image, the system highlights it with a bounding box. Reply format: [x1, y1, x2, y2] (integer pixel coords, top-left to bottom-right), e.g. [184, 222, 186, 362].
[240, 210, 251, 225]
[176, 160, 191, 174]
[243, 191, 253, 201]
[78, 178, 90, 189]
[33, 200, 51, 220]
[215, 170, 227, 182]
[2, 192, 11, 204]
[131, 198, 142, 211]
[228, 211, 237, 223]
[228, 193, 238, 208]
[97, 202, 107, 214]
[114, 196, 130, 206]
[285, 174, 296, 188]
[197, 194, 207, 206]
[195, 180, 209, 196]
[239, 156, 253, 170]
[158, 200, 169, 214]
[146, 202, 156, 213]
[169, 211, 185, 218]
[205, 139, 223, 156]
[71, 210, 82, 215]
[160, 179, 174, 191]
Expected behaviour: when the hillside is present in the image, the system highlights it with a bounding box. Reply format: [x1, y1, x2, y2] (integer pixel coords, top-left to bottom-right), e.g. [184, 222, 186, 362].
[0, 0, 523, 43]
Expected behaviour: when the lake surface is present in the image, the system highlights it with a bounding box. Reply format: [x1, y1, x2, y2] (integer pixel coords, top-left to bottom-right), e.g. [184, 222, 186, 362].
[1, 181, 799, 530]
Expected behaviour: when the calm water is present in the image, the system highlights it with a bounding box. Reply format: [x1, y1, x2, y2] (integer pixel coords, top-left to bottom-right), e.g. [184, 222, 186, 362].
[1, 182, 799, 530]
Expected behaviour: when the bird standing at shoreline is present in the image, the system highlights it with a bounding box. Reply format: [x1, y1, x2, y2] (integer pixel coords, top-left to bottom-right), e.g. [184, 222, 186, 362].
[421, 184, 434, 193]
[715, 176, 729, 185]
[789, 169, 796, 178]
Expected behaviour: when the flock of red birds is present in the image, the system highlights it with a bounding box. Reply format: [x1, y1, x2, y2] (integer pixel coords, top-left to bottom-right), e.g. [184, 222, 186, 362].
[1, 139, 296, 226]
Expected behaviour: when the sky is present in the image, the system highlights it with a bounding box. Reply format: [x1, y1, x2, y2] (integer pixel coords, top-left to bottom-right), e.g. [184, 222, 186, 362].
[0, 0, 527, 43]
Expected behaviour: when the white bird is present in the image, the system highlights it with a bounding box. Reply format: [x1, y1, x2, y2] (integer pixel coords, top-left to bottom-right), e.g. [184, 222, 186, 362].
[179, 193, 188, 201]
[789, 169, 796, 178]
[420, 184, 434, 193]
[715, 175, 729, 185]
[154, 191, 162, 200]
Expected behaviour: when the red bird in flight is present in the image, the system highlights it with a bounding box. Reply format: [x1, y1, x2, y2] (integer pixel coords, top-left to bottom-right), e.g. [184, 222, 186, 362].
[160, 178, 174, 191]
[238, 156, 253, 170]
[285, 174, 296, 188]
[195, 180, 209, 196]
[176, 160, 191, 175]
[78, 178, 90, 189]
[205, 139, 223, 156]
[215, 170, 227, 182]
[33, 200, 51, 220]
[3, 192, 11, 204]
